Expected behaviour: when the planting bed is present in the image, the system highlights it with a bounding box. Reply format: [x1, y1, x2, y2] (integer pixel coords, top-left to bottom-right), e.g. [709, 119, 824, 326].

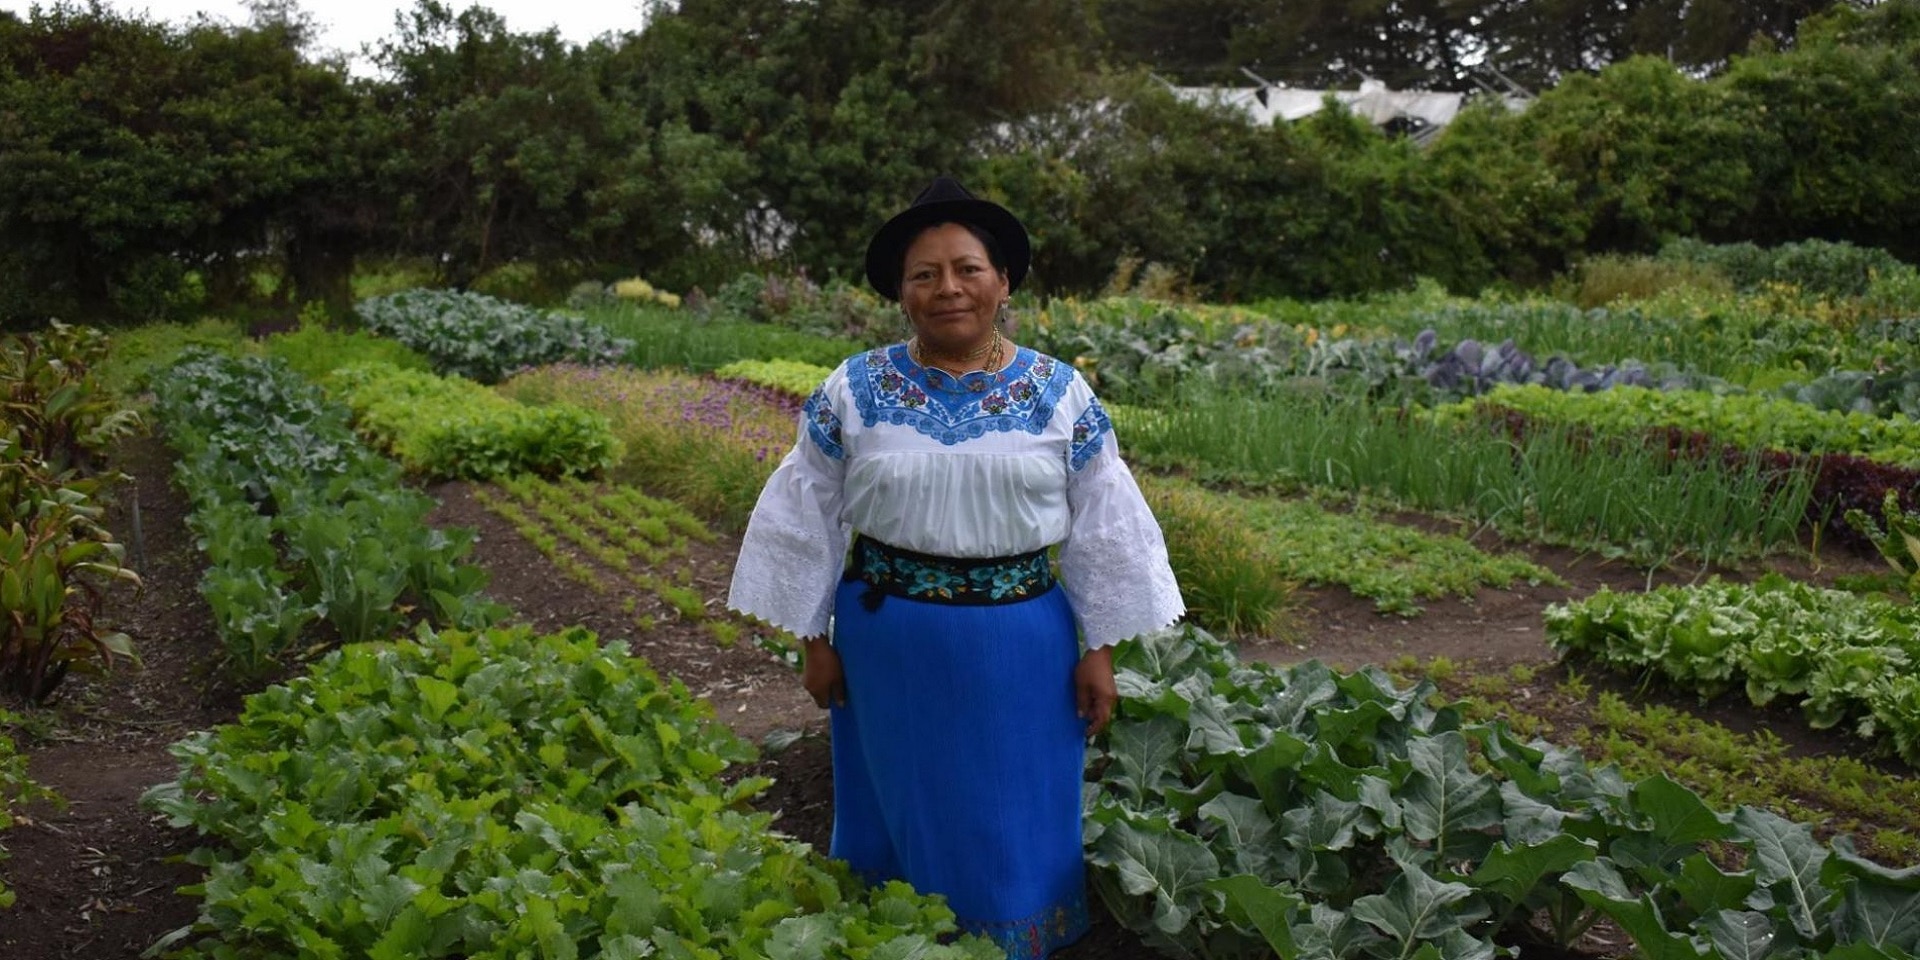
[0, 430, 1908, 960]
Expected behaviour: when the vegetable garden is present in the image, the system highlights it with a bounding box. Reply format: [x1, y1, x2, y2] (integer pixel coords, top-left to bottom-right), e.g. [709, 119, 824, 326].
[6, 243, 1920, 959]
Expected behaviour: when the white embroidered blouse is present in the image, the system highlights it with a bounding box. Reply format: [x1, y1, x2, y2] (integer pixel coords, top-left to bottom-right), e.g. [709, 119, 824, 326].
[726, 343, 1185, 649]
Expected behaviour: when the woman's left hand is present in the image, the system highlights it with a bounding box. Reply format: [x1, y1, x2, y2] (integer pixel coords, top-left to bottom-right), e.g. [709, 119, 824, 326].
[1075, 646, 1118, 736]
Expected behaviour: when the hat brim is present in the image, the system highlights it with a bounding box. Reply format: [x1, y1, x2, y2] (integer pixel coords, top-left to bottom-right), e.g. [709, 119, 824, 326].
[864, 197, 1030, 301]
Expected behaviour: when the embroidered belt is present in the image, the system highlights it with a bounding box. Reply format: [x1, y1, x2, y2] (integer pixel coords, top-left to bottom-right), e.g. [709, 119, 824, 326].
[846, 535, 1054, 611]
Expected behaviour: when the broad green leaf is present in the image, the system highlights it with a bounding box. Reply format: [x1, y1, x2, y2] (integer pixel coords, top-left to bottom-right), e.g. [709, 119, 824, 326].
[1820, 947, 1903, 960]
[1672, 853, 1758, 917]
[1159, 770, 1226, 819]
[1399, 731, 1499, 856]
[1350, 863, 1485, 956]
[1699, 909, 1779, 960]
[1562, 860, 1705, 960]
[1426, 928, 1500, 960]
[1313, 700, 1395, 750]
[1186, 690, 1249, 755]
[767, 913, 844, 960]
[367, 905, 434, 960]
[1208, 874, 1302, 958]
[1265, 662, 1341, 733]
[1734, 807, 1833, 941]
[867, 935, 942, 959]
[1087, 816, 1222, 935]
[1498, 781, 1572, 847]
[1357, 775, 1403, 833]
[1481, 724, 1559, 797]
[1283, 792, 1363, 853]
[1199, 792, 1278, 876]
[1469, 835, 1597, 909]
[1637, 775, 1732, 845]
[1833, 883, 1920, 954]
[1297, 742, 1391, 802]
[1292, 902, 1380, 960]
[1236, 729, 1311, 814]
[598, 934, 656, 960]
[1827, 836, 1920, 891]
[1107, 715, 1185, 802]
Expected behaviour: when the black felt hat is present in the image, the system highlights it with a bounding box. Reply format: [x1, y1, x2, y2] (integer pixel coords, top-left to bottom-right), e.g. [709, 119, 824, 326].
[864, 176, 1030, 301]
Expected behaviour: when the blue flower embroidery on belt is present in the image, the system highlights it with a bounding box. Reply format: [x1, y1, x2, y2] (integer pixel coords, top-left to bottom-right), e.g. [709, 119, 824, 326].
[847, 536, 1054, 610]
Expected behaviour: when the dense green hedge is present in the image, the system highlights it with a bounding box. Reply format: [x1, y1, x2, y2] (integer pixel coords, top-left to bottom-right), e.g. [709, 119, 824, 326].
[3, 1, 1917, 322]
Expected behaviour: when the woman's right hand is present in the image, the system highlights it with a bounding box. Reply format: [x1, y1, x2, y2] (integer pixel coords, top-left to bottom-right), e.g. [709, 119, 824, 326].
[801, 636, 847, 709]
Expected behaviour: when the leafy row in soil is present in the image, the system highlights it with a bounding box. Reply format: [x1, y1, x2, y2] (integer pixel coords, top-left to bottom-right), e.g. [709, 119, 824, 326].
[1087, 625, 1918, 959]
[145, 625, 998, 960]
[1439, 385, 1920, 470]
[470, 476, 788, 660]
[2, 322, 143, 703]
[357, 288, 631, 385]
[1432, 661, 1920, 866]
[152, 350, 503, 673]
[1547, 574, 1920, 766]
[327, 361, 622, 480]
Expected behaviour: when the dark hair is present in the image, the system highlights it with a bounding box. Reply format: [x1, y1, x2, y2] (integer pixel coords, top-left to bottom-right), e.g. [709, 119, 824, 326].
[898, 220, 1008, 290]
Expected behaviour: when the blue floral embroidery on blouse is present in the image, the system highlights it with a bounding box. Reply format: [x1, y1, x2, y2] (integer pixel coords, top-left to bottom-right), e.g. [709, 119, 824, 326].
[1069, 398, 1112, 471]
[848, 345, 1074, 444]
[803, 386, 844, 460]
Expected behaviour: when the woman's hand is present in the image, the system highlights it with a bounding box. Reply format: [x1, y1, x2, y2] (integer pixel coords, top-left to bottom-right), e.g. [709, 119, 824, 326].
[1075, 645, 1118, 736]
[801, 636, 847, 709]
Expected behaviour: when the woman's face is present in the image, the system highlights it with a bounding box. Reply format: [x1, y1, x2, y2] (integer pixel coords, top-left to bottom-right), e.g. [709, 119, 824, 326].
[900, 222, 1009, 354]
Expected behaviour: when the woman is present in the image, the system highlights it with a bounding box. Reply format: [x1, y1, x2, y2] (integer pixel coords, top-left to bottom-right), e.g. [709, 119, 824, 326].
[728, 176, 1184, 959]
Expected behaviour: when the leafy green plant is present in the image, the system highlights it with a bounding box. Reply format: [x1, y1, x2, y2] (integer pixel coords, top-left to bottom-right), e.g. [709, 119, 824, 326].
[498, 365, 795, 529]
[326, 361, 622, 480]
[714, 358, 836, 398]
[1436, 661, 1920, 865]
[144, 625, 1000, 959]
[2, 322, 144, 473]
[1137, 475, 1297, 637]
[0, 431, 140, 702]
[154, 350, 504, 672]
[1844, 488, 1920, 595]
[1088, 624, 1919, 958]
[1445, 382, 1920, 468]
[1548, 574, 1920, 765]
[1154, 478, 1560, 616]
[262, 320, 431, 383]
[355, 288, 633, 384]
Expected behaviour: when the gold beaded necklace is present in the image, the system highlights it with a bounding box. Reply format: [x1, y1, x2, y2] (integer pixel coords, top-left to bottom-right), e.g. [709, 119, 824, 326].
[910, 331, 1005, 375]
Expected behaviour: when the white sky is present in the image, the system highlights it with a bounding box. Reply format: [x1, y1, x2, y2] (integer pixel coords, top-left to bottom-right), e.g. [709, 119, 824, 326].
[0, 1, 651, 72]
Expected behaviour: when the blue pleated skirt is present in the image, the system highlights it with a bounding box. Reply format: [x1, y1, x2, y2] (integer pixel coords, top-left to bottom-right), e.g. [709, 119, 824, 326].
[828, 575, 1091, 958]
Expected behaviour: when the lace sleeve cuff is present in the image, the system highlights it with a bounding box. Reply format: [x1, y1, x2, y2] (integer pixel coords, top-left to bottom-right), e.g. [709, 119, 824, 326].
[1058, 446, 1185, 649]
[727, 427, 849, 639]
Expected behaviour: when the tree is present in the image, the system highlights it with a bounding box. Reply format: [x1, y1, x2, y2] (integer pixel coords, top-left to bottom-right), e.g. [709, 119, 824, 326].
[0, 2, 370, 325]
[1722, 0, 1920, 260]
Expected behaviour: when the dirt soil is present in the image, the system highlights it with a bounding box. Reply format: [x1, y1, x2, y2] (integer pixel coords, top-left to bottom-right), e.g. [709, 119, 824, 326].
[0, 433, 1899, 960]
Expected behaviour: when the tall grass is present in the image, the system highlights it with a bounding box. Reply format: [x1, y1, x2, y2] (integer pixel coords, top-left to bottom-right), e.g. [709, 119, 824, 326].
[1136, 475, 1297, 639]
[1118, 386, 1815, 568]
[580, 302, 866, 372]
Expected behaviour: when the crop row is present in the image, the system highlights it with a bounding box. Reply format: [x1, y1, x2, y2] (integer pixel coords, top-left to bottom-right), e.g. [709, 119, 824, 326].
[1434, 661, 1920, 866]
[2, 322, 143, 703]
[1, 322, 143, 911]
[469, 476, 799, 662]
[145, 625, 998, 959]
[1089, 625, 1917, 959]
[152, 350, 504, 674]
[1548, 574, 1920, 766]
